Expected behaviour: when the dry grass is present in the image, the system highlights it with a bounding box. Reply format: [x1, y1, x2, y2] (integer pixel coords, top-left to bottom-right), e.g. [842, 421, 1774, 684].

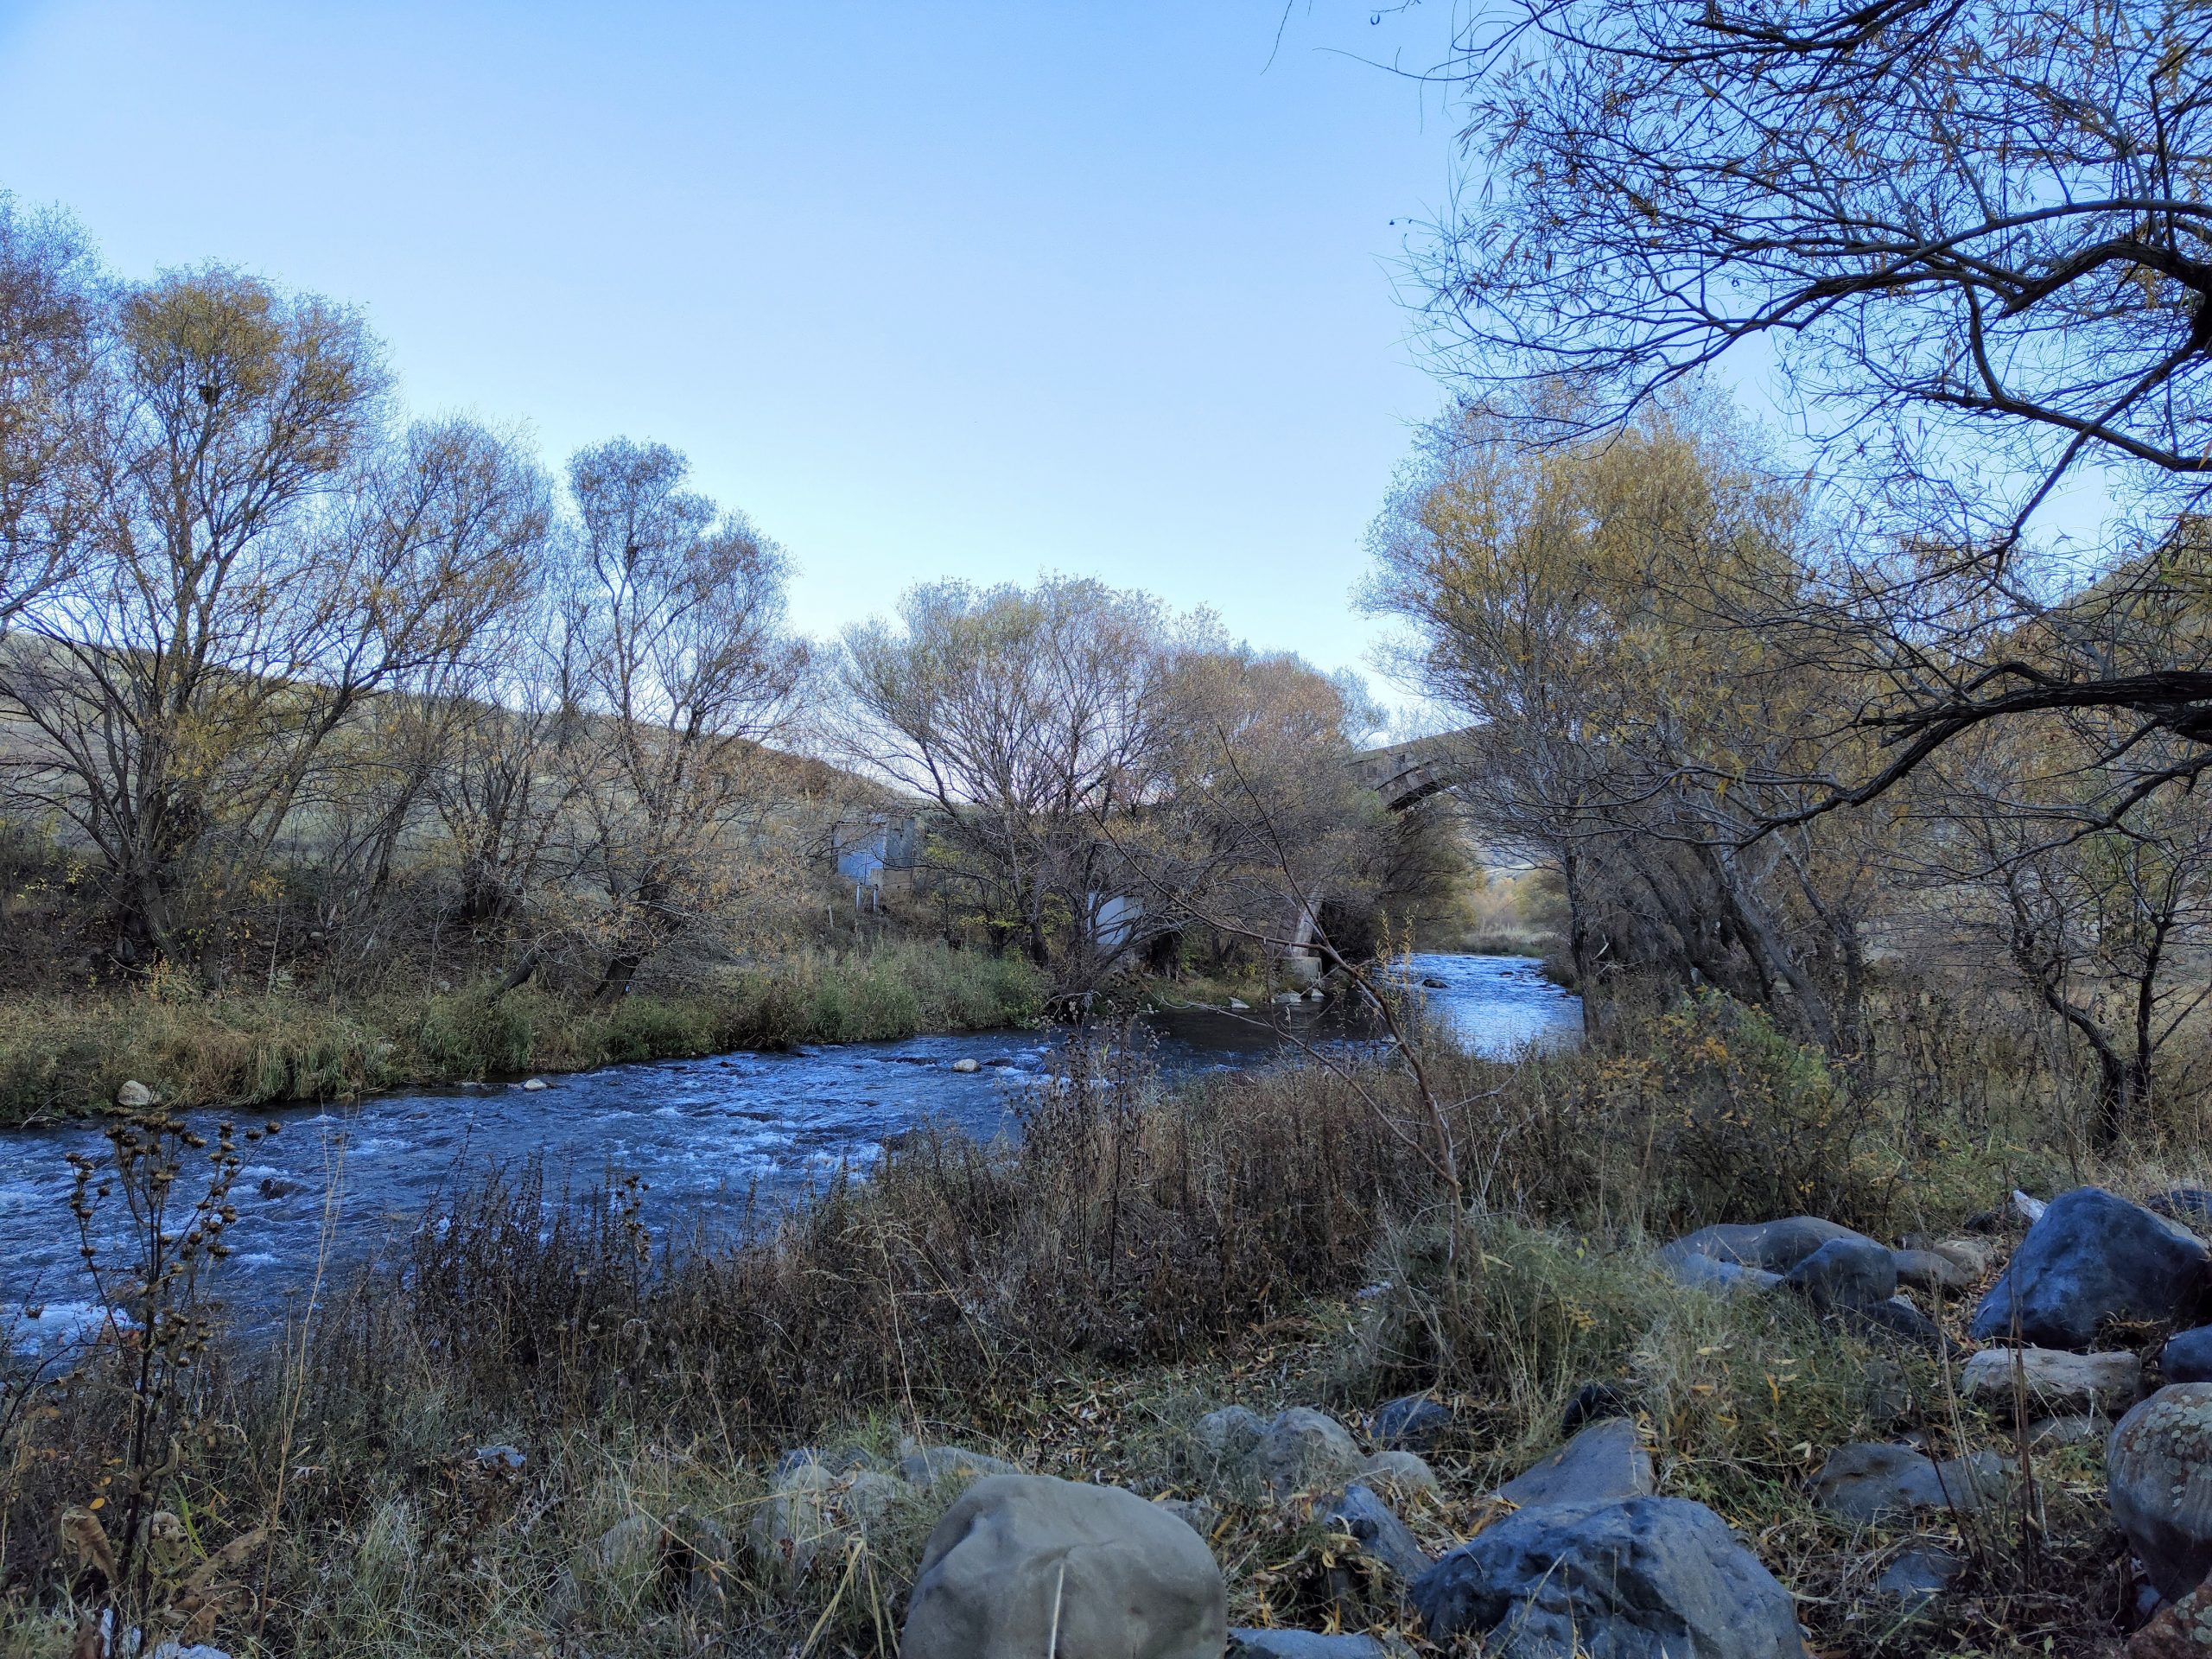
[0, 941, 1045, 1125]
[0, 987, 2182, 1655]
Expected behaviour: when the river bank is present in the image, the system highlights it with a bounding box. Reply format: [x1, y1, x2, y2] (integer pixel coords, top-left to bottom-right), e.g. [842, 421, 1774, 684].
[0, 952, 1583, 1338]
[0, 942, 1049, 1127]
[0, 995, 2148, 1658]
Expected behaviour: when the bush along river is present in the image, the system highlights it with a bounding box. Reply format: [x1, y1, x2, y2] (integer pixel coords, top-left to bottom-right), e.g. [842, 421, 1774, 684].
[3, 952, 1577, 1344]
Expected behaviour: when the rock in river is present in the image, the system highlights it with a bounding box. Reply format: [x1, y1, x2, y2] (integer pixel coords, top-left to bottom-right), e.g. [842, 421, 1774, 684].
[901, 1474, 1226, 1659]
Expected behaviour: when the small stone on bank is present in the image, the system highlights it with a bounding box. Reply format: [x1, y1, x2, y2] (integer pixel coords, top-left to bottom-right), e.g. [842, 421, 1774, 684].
[1370, 1394, 1452, 1452]
[1230, 1632, 1403, 1658]
[1874, 1542, 1962, 1605]
[1809, 1443, 2008, 1522]
[1319, 1483, 1430, 1581]
[1496, 1417, 1654, 1511]
[1782, 1236, 1898, 1309]
[1960, 1345, 2141, 1416]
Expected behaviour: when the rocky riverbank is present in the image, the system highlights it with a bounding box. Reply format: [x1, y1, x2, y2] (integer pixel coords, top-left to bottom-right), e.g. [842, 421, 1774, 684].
[426, 1180, 2212, 1656]
[7, 1008, 2197, 1658]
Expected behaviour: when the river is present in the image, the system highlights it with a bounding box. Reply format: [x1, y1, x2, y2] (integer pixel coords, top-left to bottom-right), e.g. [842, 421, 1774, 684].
[3, 952, 1577, 1344]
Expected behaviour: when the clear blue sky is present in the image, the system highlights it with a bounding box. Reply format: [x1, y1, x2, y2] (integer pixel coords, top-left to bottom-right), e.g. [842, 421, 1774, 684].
[0, 2, 1463, 684]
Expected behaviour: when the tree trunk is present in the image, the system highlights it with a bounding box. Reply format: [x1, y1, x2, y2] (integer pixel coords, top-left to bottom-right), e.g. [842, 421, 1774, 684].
[1559, 844, 1599, 1039]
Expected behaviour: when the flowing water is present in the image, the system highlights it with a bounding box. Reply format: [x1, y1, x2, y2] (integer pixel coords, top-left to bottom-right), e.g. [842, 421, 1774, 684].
[2, 952, 1577, 1343]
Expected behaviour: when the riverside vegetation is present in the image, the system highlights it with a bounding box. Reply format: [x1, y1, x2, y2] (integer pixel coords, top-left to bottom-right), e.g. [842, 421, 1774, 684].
[11, 0, 2212, 1643]
[4, 985, 2211, 1658]
[0, 942, 1046, 1127]
[0, 194, 1462, 1123]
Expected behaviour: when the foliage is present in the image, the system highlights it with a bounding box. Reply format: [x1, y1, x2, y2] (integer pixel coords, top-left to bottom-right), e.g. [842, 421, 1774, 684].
[1367, 392, 1882, 1050]
[0, 995, 2152, 1656]
[836, 575, 1394, 996]
[0, 943, 1046, 1125]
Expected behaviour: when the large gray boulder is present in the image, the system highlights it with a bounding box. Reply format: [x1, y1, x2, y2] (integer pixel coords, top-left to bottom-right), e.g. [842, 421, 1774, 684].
[1969, 1187, 2208, 1349]
[1960, 1345, 2141, 1417]
[2109, 1383, 2212, 1601]
[1409, 1496, 1803, 1659]
[1497, 1419, 1655, 1511]
[1808, 1444, 2008, 1522]
[901, 1475, 1227, 1659]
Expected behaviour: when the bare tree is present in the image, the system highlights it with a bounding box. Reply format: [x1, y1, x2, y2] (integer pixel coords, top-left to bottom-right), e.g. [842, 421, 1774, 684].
[836, 576, 1185, 983]
[1420, 0, 2212, 787]
[837, 576, 1390, 994]
[1904, 718, 2212, 1146]
[0, 270, 535, 968]
[0, 195, 99, 623]
[562, 439, 808, 1000]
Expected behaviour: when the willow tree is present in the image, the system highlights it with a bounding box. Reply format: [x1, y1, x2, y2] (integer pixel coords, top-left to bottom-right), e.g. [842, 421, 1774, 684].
[561, 439, 809, 1001]
[0, 270, 537, 968]
[1369, 393, 1887, 1046]
[0, 196, 99, 625]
